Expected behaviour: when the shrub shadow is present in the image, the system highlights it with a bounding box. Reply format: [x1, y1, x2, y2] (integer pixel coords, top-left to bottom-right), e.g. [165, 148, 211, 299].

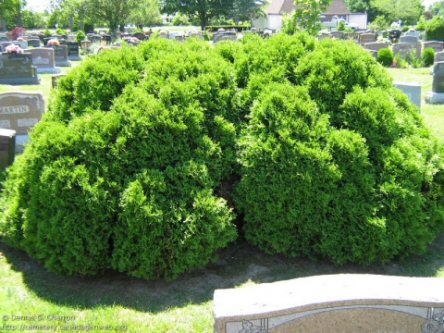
[1, 233, 444, 313]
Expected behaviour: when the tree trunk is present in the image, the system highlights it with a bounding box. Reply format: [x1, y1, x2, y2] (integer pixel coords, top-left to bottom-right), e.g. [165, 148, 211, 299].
[1, 18, 6, 32]
[16, 1, 22, 27]
[69, 15, 74, 31]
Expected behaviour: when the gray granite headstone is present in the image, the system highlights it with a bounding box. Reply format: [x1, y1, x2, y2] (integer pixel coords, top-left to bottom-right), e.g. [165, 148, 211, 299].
[0, 42, 12, 52]
[399, 35, 420, 44]
[364, 42, 389, 52]
[393, 42, 421, 58]
[426, 62, 444, 104]
[214, 275, 444, 333]
[0, 92, 44, 135]
[13, 40, 28, 49]
[24, 48, 61, 74]
[435, 51, 444, 63]
[51, 45, 71, 67]
[331, 31, 345, 39]
[394, 82, 422, 108]
[423, 41, 444, 53]
[0, 53, 39, 85]
[404, 29, 421, 39]
[359, 33, 377, 45]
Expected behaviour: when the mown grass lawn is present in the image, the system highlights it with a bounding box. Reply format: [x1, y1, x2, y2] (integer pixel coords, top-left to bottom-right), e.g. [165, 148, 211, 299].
[0, 64, 443, 333]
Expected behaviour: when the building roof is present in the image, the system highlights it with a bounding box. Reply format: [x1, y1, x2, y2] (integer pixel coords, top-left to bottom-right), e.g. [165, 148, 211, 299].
[267, 0, 351, 16]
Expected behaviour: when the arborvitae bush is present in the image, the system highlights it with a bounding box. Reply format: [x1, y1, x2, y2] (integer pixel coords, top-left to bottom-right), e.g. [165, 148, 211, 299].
[422, 47, 435, 67]
[1, 35, 443, 277]
[0, 38, 238, 279]
[377, 48, 394, 67]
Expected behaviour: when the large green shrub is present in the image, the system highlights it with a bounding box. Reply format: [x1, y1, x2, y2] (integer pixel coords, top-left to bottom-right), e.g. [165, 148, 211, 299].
[423, 47, 435, 67]
[1, 34, 443, 277]
[0, 38, 238, 279]
[426, 16, 444, 41]
[377, 48, 394, 67]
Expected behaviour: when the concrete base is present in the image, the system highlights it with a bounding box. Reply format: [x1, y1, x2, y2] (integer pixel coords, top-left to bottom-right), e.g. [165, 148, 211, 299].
[426, 91, 444, 104]
[0, 76, 40, 85]
[36, 67, 61, 74]
[68, 55, 82, 61]
[55, 60, 72, 67]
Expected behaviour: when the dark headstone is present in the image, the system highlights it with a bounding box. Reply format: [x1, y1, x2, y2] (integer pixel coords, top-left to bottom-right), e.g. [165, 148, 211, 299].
[27, 39, 41, 48]
[132, 32, 145, 41]
[0, 53, 39, 85]
[432, 62, 444, 93]
[50, 45, 71, 67]
[0, 128, 15, 168]
[66, 42, 81, 61]
[426, 62, 444, 104]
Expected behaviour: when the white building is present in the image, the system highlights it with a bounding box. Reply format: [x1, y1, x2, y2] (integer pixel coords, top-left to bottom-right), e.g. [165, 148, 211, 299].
[256, 0, 367, 31]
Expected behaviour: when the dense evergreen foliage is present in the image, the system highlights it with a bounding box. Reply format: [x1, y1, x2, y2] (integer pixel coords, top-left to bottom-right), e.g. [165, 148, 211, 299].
[1, 35, 443, 278]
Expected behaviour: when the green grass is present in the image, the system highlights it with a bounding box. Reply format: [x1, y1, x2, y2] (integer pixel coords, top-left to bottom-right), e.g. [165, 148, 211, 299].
[0, 65, 444, 333]
[388, 66, 444, 140]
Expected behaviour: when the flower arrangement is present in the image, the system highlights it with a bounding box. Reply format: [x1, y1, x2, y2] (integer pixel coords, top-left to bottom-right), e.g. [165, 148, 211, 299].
[5, 44, 23, 54]
[10, 27, 26, 40]
[47, 39, 60, 46]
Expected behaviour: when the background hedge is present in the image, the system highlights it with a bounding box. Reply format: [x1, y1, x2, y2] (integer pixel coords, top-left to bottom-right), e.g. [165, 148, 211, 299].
[1, 35, 443, 278]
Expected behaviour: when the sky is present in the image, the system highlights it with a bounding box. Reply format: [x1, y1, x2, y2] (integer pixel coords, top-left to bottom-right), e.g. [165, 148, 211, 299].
[24, 0, 443, 13]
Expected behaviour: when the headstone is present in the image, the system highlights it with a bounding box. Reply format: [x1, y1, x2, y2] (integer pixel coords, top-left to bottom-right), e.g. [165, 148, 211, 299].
[214, 274, 444, 333]
[423, 40, 444, 53]
[158, 31, 169, 39]
[435, 51, 444, 63]
[359, 33, 377, 45]
[50, 45, 71, 67]
[0, 92, 44, 136]
[81, 40, 92, 49]
[0, 42, 12, 52]
[132, 32, 145, 41]
[51, 74, 66, 88]
[394, 82, 422, 108]
[0, 128, 15, 168]
[0, 53, 39, 85]
[330, 31, 345, 39]
[101, 34, 112, 46]
[399, 35, 420, 45]
[66, 42, 81, 61]
[213, 31, 237, 43]
[0, 34, 8, 42]
[67, 34, 76, 42]
[27, 39, 41, 48]
[24, 48, 61, 74]
[13, 40, 28, 49]
[404, 29, 421, 39]
[393, 42, 421, 58]
[426, 61, 444, 104]
[365, 49, 378, 59]
[364, 42, 389, 52]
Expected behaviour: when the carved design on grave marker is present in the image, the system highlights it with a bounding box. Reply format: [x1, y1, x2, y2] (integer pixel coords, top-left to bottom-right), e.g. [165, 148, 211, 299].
[237, 319, 269, 333]
[423, 308, 444, 333]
